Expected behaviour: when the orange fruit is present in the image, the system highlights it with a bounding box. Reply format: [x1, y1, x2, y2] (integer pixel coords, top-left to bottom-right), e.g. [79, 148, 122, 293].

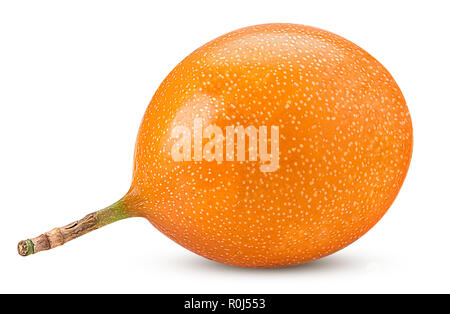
[19, 24, 413, 268]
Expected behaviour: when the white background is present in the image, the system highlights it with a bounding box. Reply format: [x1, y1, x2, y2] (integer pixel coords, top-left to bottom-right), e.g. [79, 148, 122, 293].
[1, 0, 449, 293]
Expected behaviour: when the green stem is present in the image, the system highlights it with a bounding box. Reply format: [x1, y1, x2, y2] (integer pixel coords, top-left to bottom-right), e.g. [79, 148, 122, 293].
[18, 200, 130, 256]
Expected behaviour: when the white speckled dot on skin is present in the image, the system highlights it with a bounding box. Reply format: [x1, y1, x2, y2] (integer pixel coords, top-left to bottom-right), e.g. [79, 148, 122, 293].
[124, 23, 413, 268]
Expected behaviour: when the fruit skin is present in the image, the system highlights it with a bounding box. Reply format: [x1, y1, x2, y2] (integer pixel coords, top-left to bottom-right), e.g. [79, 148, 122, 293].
[122, 24, 413, 267]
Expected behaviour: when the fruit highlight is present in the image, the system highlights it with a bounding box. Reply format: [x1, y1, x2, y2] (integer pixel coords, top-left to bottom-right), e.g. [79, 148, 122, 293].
[19, 24, 413, 267]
